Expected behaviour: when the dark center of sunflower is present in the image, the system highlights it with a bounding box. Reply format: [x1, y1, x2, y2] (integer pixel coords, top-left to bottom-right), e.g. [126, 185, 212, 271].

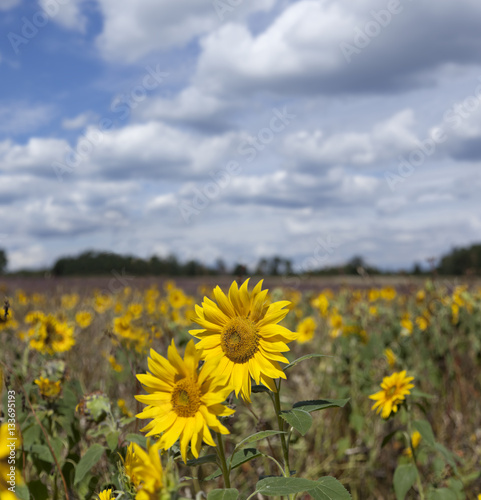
[44, 320, 60, 344]
[221, 316, 259, 364]
[171, 378, 201, 417]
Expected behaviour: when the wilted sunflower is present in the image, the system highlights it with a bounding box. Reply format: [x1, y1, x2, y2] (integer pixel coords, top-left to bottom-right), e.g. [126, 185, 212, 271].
[135, 340, 234, 462]
[369, 370, 415, 419]
[189, 279, 297, 402]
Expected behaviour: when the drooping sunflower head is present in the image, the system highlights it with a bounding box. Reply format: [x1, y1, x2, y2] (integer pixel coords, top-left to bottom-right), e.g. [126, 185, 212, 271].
[369, 370, 415, 419]
[135, 340, 234, 462]
[189, 279, 298, 402]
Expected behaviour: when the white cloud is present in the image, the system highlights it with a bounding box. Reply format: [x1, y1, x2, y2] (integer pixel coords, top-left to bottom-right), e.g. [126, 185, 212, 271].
[283, 110, 419, 169]
[95, 0, 276, 62]
[0, 102, 54, 134]
[62, 111, 97, 130]
[38, 0, 87, 32]
[194, 0, 481, 96]
[134, 87, 231, 127]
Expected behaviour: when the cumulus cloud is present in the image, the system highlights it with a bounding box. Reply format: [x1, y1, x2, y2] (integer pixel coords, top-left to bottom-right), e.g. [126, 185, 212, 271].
[194, 0, 481, 96]
[38, 0, 88, 32]
[283, 110, 420, 169]
[95, 0, 276, 62]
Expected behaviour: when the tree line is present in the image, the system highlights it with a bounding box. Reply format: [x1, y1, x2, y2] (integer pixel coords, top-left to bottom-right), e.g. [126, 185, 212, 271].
[1, 244, 481, 276]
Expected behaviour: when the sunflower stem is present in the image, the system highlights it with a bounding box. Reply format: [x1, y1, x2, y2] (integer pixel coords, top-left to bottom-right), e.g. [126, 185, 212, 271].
[272, 382, 291, 477]
[215, 432, 231, 488]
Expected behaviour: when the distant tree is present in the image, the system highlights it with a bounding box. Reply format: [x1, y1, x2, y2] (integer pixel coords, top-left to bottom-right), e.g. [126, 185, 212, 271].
[438, 244, 481, 275]
[412, 262, 423, 275]
[0, 249, 7, 274]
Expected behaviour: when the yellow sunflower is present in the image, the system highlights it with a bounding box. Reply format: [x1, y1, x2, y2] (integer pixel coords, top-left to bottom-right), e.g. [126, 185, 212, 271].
[135, 340, 234, 462]
[189, 279, 297, 402]
[369, 370, 415, 419]
[28, 314, 75, 355]
[97, 488, 114, 500]
[296, 317, 317, 344]
[34, 376, 62, 399]
[123, 441, 163, 500]
[1, 423, 23, 499]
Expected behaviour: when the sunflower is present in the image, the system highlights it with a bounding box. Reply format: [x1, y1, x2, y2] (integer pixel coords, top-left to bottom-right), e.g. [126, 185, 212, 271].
[189, 279, 297, 402]
[34, 376, 62, 399]
[296, 317, 317, 344]
[123, 441, 163, 500]
[135, 340, 234, 462]
[28, 314, 75, 355]
[369, 370, 415, 419]
[1, 423, 23, 500]
[97, 488, 114, 500]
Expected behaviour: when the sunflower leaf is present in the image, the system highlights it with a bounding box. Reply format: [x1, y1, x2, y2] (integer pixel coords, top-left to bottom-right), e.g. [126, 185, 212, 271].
[252, 384, 271, 393]
[393, 463, 418, 500]
[293, 399, 350, 413]
[74, 444, 105, 485]
[283, 354, 331, 371]
[234, 430, 286, 452]
[186, 454, 218, 467]
[207, 489, 239, 500]
[206, 448, 260, 480]
[281, 409, 313, 436]
[413, 419, 436, 446]
[309, 476, 352, 499]
[125, 433, 147, 449]
[255, 477, 319, 496]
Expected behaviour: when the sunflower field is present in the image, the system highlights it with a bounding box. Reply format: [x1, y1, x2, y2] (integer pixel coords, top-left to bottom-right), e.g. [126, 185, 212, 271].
[1, 277, 481, 499]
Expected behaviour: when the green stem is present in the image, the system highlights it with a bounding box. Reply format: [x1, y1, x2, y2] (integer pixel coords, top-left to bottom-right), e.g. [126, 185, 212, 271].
[272, 382, 291, 477]
[215, 432, 231, 488]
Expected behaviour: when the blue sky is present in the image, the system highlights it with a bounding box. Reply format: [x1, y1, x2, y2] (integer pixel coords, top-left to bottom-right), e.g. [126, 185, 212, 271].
[1, 0, 481, 271]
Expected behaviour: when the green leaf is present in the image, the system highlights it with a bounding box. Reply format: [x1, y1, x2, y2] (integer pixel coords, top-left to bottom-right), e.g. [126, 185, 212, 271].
[74, 444, 105, 485]
[234, 430, 285, 452]
[15, 483, 30, 500]
[293, 399, 350, 413]
[106, 431, 119, 451]
[251, 384, 271, 393]
[255, 477, 319, 496]
[186, 454, 218, 467]
[207, 449, 260, 480]
[281, 409, 313, 436]
[381, 429, 402, 448]
[125, 433, 147, 449]
[30, 444, 55, 463]
[309, 476, 352, 500]
[413, 420, 436, 446]
[434, 443, 458, 472]
[411, 389, 436, 399]
[207, 489, 239, 500]
[284, 354, 330, 371]
[230, 448, 261, 470]
[393, 463, 418, 500]
[27, 480, 48, 500]
[427, 488, 458, 500]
